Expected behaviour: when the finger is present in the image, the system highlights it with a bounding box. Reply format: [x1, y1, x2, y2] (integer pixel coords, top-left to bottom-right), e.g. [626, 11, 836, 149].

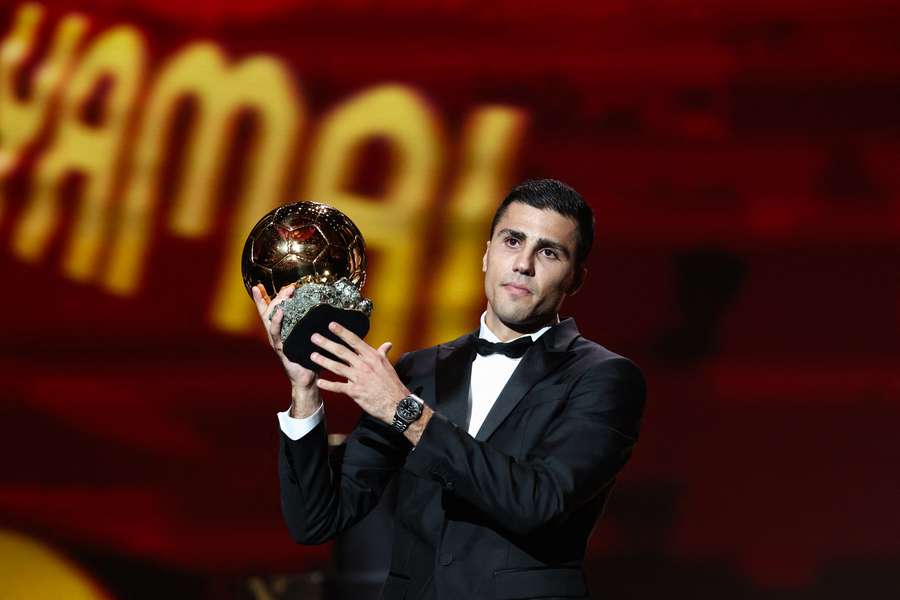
[270, 307, 285, 349]
[327, 321, 369, 355]
[252, 285, 269, 318]
[254, 284, 271, 306]
[252, 287, 277, 345]
[377, 342, 392, 358]
[264, 283, 295, 321]
[272, 283, 295, 307]
[311, 332, 360, 366]
[258, 284, 272, 305]
[316, 378, 349, 394]
[310, 351, 353, 379]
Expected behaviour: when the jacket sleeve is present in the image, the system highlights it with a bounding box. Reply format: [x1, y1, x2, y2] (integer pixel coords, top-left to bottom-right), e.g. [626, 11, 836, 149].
[403, 356, 646, 536]
[278, 354, 414, 545]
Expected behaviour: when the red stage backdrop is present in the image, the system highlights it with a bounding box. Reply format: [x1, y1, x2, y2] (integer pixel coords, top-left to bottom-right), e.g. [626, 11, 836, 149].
[1, 1, 898, 598]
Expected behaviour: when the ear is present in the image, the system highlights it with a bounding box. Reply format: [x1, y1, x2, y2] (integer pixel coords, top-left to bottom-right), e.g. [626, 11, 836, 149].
[482, 241, 490, 272]
[567, 266, 587, 296]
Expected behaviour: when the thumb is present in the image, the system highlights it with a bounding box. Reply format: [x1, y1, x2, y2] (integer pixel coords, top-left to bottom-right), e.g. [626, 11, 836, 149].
[377, 341, 393, 357]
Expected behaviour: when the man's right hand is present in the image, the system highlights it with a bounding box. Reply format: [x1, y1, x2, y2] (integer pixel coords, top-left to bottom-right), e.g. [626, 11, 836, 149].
[252, 283, 322, 418]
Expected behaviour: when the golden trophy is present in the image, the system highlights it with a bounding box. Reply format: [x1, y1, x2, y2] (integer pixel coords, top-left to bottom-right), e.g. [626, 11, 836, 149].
[241, 201, 372, 370]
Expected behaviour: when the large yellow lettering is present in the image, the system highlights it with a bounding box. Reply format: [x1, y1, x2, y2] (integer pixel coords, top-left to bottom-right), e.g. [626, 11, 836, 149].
[10, 25, 145, 281]
[425, 106, 527, 345]
[303, 84, 444, 349]
[102, 43, 302, 336]
[0, 4, 87, 214]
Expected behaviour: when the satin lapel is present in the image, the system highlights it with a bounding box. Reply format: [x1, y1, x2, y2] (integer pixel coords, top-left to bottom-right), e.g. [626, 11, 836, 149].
[433, 331, 477, 430]
[475, 318, 581, 442]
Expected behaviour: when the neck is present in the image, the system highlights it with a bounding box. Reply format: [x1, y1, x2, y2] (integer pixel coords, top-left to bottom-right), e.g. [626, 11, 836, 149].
[484, 307, 559, 341]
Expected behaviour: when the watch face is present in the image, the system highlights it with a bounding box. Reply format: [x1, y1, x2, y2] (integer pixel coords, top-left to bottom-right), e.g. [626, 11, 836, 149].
[397, 396, 422, 421]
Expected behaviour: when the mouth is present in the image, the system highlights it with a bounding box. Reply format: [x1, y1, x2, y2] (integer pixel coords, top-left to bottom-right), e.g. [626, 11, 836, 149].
[502, 283, 532, 296]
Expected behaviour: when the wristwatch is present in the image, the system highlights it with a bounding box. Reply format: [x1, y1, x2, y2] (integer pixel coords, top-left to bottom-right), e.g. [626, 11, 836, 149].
[391, 393, 424, 433]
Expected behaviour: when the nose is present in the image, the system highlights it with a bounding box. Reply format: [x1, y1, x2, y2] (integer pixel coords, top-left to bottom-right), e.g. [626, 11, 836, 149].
[513, 251, 535, 276]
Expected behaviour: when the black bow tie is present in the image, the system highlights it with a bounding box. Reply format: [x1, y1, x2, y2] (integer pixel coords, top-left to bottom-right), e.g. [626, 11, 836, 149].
[475, 336, 534, 359]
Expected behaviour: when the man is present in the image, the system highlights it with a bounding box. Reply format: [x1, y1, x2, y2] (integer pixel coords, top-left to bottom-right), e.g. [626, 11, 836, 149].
[252, 179, 646, 599]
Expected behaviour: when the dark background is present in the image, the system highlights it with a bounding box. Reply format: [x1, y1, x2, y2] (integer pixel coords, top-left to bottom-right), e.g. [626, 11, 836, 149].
[1, 1, 898, 598]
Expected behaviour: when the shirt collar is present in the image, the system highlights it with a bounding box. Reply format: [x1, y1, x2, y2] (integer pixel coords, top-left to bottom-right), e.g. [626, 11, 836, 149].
[479, 311, 555, 344]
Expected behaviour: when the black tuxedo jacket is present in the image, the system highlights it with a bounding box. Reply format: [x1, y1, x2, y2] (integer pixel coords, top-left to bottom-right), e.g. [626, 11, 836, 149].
[278, 317, 646, 600]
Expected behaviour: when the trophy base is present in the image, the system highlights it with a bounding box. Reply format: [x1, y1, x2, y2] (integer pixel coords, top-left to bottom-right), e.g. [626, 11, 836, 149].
[283, 303, 371, 371]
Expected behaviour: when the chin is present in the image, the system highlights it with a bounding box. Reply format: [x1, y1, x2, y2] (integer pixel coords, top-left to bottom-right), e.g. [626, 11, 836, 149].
[496, 307, 535, 326]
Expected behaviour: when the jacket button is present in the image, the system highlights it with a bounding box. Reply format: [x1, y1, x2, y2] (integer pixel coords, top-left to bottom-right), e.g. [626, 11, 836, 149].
[439, 552, 453, 566]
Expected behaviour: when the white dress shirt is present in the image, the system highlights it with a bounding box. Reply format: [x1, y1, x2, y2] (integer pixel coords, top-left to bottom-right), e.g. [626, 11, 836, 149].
[277, 312, 555, 440]
[466, 312, 552, 436]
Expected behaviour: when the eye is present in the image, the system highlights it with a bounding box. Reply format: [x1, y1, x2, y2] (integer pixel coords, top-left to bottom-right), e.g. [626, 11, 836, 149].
[504, 236, 521, 247]
[540, 248, 559, 259]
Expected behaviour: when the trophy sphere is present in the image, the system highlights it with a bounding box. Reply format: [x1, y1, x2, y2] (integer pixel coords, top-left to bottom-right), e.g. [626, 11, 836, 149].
[241, 201, 367, 299]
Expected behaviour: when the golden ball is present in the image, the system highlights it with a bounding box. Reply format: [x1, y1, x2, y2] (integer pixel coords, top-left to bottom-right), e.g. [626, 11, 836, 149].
[241, 201, 367, 299]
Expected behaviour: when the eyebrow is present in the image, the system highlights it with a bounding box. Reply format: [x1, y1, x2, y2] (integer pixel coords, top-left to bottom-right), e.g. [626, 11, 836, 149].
[497, 228, 572, 259]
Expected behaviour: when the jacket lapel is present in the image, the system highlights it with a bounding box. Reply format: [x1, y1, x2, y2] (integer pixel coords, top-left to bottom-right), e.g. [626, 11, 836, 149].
[474, 318, 580, 442]
[433, 330, 477, 430]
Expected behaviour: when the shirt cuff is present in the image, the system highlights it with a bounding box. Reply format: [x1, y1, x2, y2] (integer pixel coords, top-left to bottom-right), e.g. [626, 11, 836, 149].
[277, 403, 324, 440]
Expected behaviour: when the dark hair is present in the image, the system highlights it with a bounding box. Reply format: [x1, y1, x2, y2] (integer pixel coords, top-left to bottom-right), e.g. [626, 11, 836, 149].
[490, 178, 595, 265]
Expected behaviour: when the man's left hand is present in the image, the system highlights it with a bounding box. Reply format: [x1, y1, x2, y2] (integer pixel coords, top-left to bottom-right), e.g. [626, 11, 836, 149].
[309, 321, 411, 426]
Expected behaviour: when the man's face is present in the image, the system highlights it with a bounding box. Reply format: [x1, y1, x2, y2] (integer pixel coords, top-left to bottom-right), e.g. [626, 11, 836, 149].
[482, 202, 584, 333]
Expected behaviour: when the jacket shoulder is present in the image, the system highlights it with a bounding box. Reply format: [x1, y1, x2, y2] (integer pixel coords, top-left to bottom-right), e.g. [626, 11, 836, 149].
[566, 335, 647, 435]
[568, 334, 645, 385]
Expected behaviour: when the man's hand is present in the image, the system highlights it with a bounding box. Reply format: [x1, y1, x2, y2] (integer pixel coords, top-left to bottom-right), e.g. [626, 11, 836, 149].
[252, 283, 320, 418]
[309, 322, 415, 427]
